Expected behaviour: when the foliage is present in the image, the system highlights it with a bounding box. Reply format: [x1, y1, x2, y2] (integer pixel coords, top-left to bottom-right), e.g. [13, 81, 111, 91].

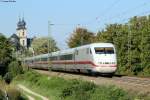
[3, 72, 13, 84]
[67, 28, 95, 48]
[31, 37, 59, 55]
[8, 61, 24, 77]
[0, 33, 13, 75]
[66, 15, 150, 76]
[2, 60, 24, 84]
[90, 86, 130, 100]
[15, 71, 139, 100]
[60, 79, 96, 100]
[94, 15, 150, 76]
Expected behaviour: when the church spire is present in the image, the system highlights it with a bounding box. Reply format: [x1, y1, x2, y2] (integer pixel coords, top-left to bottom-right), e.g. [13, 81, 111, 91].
[17, 16, 26, 30]
[19, 15, 21, 21]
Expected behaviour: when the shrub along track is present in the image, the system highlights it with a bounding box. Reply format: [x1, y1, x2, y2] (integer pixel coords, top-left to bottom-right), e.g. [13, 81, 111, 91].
[34, 69, 150, 96]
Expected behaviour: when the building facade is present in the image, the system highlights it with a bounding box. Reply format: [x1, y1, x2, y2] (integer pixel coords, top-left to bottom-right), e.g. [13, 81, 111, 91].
[16, 18, 27, 48]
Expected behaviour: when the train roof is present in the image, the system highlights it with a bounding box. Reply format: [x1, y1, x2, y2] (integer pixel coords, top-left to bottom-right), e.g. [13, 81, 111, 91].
[24, 43, 114, 60]
[55, 43, 114, 54]
[74, 43, 114, 49]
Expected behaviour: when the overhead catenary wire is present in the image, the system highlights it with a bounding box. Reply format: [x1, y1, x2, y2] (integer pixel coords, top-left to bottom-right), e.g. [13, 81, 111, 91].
[51, 0, 121, 27]
[117, 9, 150, 23]
[84, 0, 121, 25]
[49, 1, 150, 31]
[95, 2, 150, 32]
[82, 1, 148, 28]
[100, 2, 147, 23]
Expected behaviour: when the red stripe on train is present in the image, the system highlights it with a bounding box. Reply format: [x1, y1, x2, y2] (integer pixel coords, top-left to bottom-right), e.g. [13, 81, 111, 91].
[33, 61, 117, 67]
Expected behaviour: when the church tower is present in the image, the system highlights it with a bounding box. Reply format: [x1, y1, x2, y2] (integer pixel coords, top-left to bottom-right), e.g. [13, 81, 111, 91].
[16, 17, 27, 48]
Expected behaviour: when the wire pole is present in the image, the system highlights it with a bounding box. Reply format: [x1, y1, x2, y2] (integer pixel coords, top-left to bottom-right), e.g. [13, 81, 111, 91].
[48, 21, 54, 70]
[48, 21, 50, 69]
[48, 21, 50, 55]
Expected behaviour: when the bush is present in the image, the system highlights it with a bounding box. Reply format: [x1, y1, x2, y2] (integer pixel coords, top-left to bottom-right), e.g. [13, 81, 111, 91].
[8, 61, 23, 78]
[4, 72, 13, 84]
[90, 85, 130, 100]
[0, 76, 2, 81]
[60, 80, 96, 100]
[18, 71, 137, 100]
[59, 80, 131, 100]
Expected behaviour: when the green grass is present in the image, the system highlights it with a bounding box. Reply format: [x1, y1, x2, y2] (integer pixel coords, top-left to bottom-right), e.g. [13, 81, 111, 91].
[14, 70, 150, 100]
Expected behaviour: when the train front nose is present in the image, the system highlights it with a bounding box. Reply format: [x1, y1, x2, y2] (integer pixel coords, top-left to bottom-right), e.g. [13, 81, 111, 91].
[93, 63, 117, 74]
[93, 57, 117, 73]
[92, 46, 117, 74]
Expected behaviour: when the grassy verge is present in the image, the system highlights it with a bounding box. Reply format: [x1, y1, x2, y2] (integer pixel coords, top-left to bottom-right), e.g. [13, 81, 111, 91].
[14, 70, 150, 100]
[0, 80, 27, 100]
[19, 88, 42, 100]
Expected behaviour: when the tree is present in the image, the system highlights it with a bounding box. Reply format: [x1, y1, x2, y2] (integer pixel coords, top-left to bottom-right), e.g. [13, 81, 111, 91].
[0, 33, 13, 75]
[67, 27, 95, 48]
[8, 61, 23, 77]
[96, 24, 129, 74]
[95, 15, 150, 76]
[31, 37, 59, 55]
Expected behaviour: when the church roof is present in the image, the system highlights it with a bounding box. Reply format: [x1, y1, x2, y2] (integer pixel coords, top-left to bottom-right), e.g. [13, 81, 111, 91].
[17, 18, 26, 30]
[9, 34, 20, 50]
[10, 33, 19, 40]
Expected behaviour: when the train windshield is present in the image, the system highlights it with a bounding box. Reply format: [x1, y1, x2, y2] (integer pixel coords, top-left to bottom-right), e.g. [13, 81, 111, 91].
[94, 47, 114, 54]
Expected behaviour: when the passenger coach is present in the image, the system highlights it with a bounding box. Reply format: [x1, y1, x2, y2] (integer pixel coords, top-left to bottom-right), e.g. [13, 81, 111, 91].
[24, 43, 117, 75]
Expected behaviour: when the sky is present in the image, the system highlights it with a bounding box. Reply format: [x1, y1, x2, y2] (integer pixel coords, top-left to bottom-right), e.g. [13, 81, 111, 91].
[0, 0, 150, 49]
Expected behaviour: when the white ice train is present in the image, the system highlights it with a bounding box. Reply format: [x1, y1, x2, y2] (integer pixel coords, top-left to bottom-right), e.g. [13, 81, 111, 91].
[24, 43, 117, 75]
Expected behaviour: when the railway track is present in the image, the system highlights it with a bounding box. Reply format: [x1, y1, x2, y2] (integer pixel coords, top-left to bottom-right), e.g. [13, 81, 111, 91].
[34, 69, 150, 95]
[113, 76, 150, 86]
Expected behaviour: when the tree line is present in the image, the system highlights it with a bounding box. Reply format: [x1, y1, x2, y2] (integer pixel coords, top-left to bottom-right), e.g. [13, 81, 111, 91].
[0, 15, 150, 77]
[0, 33, 59, 77]
[67, 15, 150, 76]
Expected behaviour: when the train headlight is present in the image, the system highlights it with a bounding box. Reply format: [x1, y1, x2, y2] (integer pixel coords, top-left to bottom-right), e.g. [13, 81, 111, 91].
[99, 62, 115, 64]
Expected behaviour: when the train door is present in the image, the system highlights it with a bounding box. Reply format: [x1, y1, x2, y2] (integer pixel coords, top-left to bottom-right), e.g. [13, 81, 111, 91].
[74, 49, 79, 72]
[73, 50, 76, 71]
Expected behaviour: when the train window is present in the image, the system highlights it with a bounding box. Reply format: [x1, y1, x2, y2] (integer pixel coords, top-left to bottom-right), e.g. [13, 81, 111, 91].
[66, 54, 73, 60]
[60, 55, 65, 60]
[60, 54, 73, 60]
[105, 47, 114, 54]
[35, 58, 40, 62]
[94, 47, 114, 54]
[49, 56, 58, 61]
[41, 57, 48, 61]
[95, 48, 105, 54]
